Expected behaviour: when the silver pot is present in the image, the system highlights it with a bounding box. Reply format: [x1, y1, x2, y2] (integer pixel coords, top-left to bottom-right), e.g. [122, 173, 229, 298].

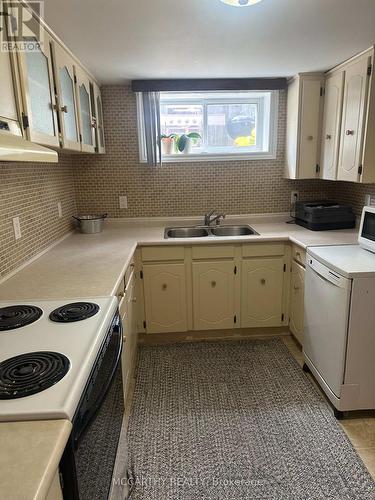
[73, 214, 107, 234]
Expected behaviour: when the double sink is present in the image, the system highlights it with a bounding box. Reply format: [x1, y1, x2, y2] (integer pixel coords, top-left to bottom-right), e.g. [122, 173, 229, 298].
[164, 225, 259, 239]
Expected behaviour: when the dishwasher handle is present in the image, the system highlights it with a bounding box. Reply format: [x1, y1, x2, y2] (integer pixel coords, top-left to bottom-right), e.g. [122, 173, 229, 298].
[307, 256, 351, 290]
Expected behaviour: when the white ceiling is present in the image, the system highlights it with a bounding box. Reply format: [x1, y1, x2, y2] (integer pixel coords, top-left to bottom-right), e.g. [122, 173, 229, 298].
[44, 0, 375, 84]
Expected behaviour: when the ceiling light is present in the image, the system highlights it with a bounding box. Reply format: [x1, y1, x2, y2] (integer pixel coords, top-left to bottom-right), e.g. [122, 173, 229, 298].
[220, 0, 263, 6]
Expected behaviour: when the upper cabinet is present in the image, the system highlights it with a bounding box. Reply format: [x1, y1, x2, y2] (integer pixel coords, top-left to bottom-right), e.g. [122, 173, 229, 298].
[51, 42, 81, 151]
[285, 73, 325, 179]
[287, 47, 375, 183]
[17, 27, 60, 148]
[75, 66, 96, 153]
[92, 83, 106, 153]
[2, 3, 105, 157]
[336, 51, 374, 183]
[320, 71, 344, 180]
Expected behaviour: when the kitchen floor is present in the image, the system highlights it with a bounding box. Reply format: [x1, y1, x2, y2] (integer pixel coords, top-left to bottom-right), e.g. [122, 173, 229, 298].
[119, 333, 375, 497]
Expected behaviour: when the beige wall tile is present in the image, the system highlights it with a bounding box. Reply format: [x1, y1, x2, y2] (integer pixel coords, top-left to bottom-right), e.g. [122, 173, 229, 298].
[0, 154, 76, 279]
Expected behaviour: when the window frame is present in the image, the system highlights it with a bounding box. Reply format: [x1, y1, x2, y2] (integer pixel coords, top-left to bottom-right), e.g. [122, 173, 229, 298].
[137, 90, 279, 163]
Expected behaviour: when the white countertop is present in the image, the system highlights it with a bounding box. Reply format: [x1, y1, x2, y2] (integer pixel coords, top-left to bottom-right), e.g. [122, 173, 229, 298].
[0, 214, 359, 300]
[308, 245, 375, 278]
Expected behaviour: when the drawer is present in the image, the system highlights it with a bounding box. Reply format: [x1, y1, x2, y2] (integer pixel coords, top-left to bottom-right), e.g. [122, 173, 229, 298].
[141, 246, 185, 262]
[242, 243, 285, 258]
[292, 244, 306, 267]
[192, 245, 235, 260]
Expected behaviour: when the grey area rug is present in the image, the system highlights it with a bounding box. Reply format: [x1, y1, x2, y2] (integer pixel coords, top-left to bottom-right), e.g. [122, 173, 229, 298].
[126, 339, 375, 500]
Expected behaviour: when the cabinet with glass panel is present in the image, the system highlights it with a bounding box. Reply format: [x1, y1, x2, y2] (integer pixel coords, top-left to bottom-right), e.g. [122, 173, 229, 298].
[9, 2, 105, 155]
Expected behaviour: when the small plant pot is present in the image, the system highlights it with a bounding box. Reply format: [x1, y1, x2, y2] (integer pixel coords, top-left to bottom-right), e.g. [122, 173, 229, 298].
[161, 138, 175, 155]
[182, 137, 193, 155]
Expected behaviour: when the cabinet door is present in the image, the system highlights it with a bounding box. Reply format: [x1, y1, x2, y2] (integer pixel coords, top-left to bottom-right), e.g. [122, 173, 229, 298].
[192, 261, 235, 330]
[143, 263, 187, 333]
[337, 54, 370, 182]
[51, 42, 81, 151]
[289, 261, 305, 345]
[92, 83, 106, 153]
[241, 258, 284, 328]
[75, 67, 96, 153]
[321, 72, 344, 180]
[18, 27, 59, 147]
[298, 78, 323, 178]
[0, 23, 23, 136]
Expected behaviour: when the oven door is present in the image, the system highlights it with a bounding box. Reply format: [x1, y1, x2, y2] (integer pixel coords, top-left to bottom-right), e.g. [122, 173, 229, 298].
[61, 313, 124, 500]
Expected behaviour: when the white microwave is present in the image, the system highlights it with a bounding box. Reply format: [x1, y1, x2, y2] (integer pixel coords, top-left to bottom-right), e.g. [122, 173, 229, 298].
[358, 206, 375, 253]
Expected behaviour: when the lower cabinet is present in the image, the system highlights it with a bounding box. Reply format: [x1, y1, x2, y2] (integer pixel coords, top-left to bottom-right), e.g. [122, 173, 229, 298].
[241, 258, 285, 327]
[143, 263, 188, 333]
[192, 261, 236, 330]
[140, 243, 288, 335]
[289, 260, 305, 345]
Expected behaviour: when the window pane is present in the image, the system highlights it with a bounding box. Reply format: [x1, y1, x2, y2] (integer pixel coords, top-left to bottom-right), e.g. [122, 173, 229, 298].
[160, 103, 203, 151]
[207, 103, 257, 149]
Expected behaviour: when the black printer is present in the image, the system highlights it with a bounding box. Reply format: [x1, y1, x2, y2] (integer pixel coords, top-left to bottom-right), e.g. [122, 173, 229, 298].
[294, 200, 356, 231]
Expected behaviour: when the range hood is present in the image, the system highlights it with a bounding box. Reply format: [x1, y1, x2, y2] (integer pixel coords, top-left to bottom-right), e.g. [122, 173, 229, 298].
[0, 131, 58, 163]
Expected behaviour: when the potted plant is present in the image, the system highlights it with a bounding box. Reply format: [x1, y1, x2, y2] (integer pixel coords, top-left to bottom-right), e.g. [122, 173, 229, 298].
[160, 134, 177, 155]
[176, 132, 202, 155]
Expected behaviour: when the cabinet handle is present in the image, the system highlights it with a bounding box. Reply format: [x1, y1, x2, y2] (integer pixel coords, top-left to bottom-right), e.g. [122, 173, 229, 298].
[162, 284, 167, 290]
[294, 285, 300, 290]
[131, 297, 137, 303]
[211, 281, 216, 288]
[117, 291, 125, 299]
[307, 135, 313, 141]
[61, 105, 68, 113]
[346, 129, 354, 136]
[260, 279, 266, 285]
[326, 134, 332, 140]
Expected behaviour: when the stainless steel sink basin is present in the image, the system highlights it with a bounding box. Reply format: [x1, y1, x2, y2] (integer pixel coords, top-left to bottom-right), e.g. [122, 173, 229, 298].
[164, 227, 210, 238]
[164, 225, 258, 239]
[211, 225, 258, 237]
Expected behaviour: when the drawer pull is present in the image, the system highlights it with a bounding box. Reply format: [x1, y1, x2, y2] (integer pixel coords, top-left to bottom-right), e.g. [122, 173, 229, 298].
[261, 279, 266, 285]
[307, 135, 313, 141]
[326, 134, 332, 140]
[346, 129, 354, 136]
[117, 291, 125, 299]
[211, 281, 216, 288]
[162, 284, 167, 290]
[294, 284, 300, 290]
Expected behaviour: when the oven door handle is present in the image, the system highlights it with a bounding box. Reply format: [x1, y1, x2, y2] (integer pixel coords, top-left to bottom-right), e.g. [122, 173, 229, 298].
[74, 320, 123, 445]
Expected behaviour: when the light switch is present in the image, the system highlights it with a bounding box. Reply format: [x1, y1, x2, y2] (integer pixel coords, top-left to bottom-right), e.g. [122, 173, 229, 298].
[13, 217, 21, 240]
[57, 201, 63, 218]
[119, 196, 128, 209]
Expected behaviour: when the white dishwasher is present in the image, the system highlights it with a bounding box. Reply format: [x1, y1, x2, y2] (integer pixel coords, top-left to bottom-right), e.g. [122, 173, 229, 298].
[303, 244, 375, 418]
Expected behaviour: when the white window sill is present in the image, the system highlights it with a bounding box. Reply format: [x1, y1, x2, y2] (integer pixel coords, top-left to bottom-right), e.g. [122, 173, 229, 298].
[140, 152, 277, 164]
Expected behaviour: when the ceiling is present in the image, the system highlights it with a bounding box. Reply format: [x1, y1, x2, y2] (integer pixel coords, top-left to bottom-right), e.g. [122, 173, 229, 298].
[44, 0, 375, 84]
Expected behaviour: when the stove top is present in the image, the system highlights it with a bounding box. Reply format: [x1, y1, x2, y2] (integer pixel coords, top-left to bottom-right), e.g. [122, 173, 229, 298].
[49, 302, 99, 323]
[0, 351, 70, 399]
[0, 305, 43, 331]
[0, 296, 118, 421]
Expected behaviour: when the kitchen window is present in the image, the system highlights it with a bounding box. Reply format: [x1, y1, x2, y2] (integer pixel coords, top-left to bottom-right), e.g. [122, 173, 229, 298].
[137, 90, 278, 163]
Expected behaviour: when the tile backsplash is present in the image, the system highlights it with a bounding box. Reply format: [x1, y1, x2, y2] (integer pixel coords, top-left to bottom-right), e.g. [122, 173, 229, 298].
[72, 86, 337, 217]
[0, 155, 76, 279]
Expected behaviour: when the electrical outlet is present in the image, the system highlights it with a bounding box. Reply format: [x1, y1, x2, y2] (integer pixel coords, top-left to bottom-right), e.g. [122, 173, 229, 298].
[291, 191, 299, 204]
[13, 216, 21, 240]
[365, 194, 375, 206]
[119, 195, 128, 209]
[57, 201, 63, 218]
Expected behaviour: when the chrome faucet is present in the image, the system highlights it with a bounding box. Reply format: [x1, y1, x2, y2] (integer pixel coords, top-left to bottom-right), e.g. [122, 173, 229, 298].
[204, 210, 226, 226]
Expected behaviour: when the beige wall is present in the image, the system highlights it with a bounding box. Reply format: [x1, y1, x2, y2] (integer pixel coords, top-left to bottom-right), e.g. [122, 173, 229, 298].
[0, 155, 76, 279]
[73, 86, 338, 218]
